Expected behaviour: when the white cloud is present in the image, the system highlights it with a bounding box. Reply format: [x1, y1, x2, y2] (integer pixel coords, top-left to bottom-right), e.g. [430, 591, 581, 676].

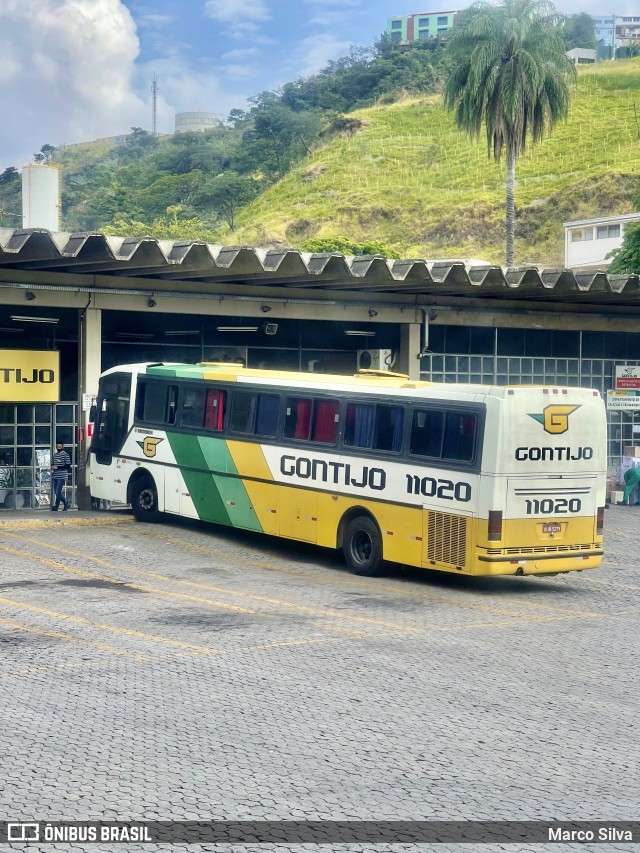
[0, 0, 147, 168]
[221, 47, 261, 60]
[288, 33, 355, 78]
[204, 0, 270, 23]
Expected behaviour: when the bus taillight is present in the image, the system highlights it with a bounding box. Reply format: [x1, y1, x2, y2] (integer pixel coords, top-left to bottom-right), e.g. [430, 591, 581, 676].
[488, 510, 503, 541]
[597, 506, 605, 537]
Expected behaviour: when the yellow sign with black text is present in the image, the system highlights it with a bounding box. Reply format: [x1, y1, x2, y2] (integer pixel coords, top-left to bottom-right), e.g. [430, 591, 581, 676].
[0, 349, 60, 402]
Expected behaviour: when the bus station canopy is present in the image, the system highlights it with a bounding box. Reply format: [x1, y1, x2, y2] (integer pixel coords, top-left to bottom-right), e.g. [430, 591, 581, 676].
[1, 228, 639, 309]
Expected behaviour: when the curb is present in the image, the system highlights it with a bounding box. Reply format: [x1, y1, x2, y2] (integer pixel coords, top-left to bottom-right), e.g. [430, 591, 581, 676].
[0, 514, 134, 531]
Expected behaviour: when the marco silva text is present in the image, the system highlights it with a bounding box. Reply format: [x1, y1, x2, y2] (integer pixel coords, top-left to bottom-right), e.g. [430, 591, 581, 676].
[549, 827, 634, 842]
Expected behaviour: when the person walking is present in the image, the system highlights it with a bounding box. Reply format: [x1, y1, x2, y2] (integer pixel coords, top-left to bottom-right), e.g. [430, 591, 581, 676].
[619, 466, 640, 506]
[51, 440, 71, 511]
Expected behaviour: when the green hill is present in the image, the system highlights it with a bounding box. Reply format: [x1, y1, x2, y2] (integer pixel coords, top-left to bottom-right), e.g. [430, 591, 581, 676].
[229, 58, 640, 265]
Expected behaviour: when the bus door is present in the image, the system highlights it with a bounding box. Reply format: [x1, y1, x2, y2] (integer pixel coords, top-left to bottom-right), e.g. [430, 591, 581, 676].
[90, 374, 131, 499]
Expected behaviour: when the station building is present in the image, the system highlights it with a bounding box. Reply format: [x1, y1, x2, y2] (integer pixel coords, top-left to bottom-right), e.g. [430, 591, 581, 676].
[0, 228, 639, 510]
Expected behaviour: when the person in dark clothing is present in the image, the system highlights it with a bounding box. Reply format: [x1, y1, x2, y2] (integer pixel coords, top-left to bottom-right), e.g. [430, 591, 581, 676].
[51, 441, 71, 511]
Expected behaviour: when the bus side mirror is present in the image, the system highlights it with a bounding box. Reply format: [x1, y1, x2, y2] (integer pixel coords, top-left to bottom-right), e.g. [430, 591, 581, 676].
[89, 404, 97, 422]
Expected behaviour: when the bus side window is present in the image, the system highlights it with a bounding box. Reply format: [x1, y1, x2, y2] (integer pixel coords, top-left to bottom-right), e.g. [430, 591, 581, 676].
[442, 412, 477, 462]
[140, 382, 168, 424]
[344, 403, 375, 448]
[166, 385, 179, 425]
[373, 405, 404, 452]
[410, 409, 444, 457]
[135, 382, 147, 421]
[345, 404, 404, 452]
[230, 391, 257, 433]
[311, 400, 339, 444]
[255, 395, 280, 437]
[204, 389, 226, 431]
[181, 387, 206, 428]
[285, 398, 312, 440]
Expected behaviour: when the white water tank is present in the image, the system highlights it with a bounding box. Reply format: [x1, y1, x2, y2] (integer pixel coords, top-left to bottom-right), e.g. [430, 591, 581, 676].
[22, 164, 60, 231]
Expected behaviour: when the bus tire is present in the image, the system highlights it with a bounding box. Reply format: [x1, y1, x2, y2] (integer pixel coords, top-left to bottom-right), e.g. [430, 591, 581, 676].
[131, 475, 161, 523]
[342, 516, 383, 576]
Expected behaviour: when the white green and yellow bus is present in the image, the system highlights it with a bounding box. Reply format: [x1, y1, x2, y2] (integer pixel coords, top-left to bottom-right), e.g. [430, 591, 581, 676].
[89, 362, 606, 577]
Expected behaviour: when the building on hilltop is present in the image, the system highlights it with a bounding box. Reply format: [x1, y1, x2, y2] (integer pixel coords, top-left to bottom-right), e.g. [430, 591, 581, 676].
[593, 14, 640, 54]
[386, 10, 459, 44]
[564, 212, 640, 271]
[175, 112, 222, 134]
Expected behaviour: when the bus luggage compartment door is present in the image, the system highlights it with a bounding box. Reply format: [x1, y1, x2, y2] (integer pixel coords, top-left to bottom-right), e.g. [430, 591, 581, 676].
[278, 486, 318, 543]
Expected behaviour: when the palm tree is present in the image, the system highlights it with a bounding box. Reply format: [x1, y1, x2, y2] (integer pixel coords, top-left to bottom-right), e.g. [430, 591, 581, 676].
[443, 0, 576, 265]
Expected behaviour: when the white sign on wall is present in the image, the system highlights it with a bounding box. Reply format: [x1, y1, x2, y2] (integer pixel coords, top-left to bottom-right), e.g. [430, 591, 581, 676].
[615, 366, 640, 389]
[607, 390, 640, 410]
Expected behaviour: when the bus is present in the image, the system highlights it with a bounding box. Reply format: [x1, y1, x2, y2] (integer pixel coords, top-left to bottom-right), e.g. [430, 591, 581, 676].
[89, 362, 606, 578]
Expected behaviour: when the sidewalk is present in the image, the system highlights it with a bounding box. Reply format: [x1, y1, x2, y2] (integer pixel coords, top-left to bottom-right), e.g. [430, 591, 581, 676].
[0, 508, 133, 530]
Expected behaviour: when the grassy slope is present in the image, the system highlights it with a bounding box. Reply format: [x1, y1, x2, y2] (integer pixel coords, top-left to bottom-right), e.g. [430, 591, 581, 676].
[230, 58, 640, 265]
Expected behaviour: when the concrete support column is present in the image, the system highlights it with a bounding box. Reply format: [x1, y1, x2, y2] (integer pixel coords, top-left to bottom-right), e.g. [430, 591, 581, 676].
[396, 323, 421, 380]
[77, 307, 101, 509]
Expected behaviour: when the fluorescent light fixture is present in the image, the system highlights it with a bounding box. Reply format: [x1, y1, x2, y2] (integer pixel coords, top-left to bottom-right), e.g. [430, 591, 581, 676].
[344, 330, 376, 337]
[0, 327, 24, 333]
[163, 330, 201, 336]
[216, 326, 259, 332]
[115, 332, 154, 339]
[11, 315, 59, 324]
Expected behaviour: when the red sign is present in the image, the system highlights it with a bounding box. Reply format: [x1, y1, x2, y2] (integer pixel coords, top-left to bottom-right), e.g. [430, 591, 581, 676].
[616, 367, 640, 389]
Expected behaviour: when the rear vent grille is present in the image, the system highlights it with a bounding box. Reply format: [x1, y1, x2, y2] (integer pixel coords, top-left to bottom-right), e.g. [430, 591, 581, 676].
[427, 511, 468, 568]
[505, 544, 591, 555]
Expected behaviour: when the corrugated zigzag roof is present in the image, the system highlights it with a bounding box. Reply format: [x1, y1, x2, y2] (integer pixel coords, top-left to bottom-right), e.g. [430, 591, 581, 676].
[0, 228, 638, 305]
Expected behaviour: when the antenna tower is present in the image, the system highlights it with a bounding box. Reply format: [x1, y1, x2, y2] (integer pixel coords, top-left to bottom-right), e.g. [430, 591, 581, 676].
[151, 73, 159, 135]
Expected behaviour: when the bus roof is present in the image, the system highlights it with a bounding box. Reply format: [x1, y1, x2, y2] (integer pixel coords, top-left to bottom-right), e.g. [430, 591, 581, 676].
[100, 362, 602, 401]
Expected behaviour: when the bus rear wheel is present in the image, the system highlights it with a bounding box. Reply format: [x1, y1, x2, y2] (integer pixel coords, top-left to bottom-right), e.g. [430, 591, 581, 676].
[342, 516, 383, 576]
[131, 476, 161, 523]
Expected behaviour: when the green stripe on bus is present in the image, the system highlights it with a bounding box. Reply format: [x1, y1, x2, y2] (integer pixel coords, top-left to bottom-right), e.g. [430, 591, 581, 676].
[166, 432, 262, 532]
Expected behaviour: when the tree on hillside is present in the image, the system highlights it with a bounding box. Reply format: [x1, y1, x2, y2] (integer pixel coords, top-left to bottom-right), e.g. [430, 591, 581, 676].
[608, 193, 640, 273]
[0, 167, 19, 185]
[561, 13, 596, 50]
[196, 171, 257, 230]
[443, 0, 576, 265]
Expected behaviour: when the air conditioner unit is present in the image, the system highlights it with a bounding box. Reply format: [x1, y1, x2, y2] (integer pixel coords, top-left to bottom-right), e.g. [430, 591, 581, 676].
[357, 349, 394, 371]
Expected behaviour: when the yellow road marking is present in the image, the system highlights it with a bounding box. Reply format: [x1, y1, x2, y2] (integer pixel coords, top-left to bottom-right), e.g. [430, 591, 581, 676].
[0, 595, 231, 656]
[134, 528, 603, 620]
[0, 541, 254, 615]
[0, 615, 149, 660]
[2, 533, 423, 634]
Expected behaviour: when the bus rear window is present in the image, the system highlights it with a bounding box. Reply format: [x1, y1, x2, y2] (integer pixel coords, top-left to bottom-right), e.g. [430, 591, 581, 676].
[285, 398, 339, 444]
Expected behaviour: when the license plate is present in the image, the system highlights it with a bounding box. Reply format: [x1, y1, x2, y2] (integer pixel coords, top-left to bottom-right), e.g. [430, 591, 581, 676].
[543, 522, 562, 534]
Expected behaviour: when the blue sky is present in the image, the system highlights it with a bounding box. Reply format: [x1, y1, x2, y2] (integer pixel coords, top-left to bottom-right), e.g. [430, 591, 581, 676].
[0, 0, 632, 172]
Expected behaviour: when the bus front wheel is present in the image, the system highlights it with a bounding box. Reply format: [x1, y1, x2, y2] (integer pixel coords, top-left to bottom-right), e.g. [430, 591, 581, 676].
[342, 516, 383, 576]
[131, 476, 161, 523]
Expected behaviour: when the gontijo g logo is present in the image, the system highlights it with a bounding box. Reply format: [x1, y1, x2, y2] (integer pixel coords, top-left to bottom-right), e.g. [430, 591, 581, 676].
[528, 404, 580, 435]
[136, 436, 164, 458]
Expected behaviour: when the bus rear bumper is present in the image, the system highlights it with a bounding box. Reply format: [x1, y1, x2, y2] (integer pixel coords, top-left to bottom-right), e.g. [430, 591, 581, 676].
[476, 550, 603, 576]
